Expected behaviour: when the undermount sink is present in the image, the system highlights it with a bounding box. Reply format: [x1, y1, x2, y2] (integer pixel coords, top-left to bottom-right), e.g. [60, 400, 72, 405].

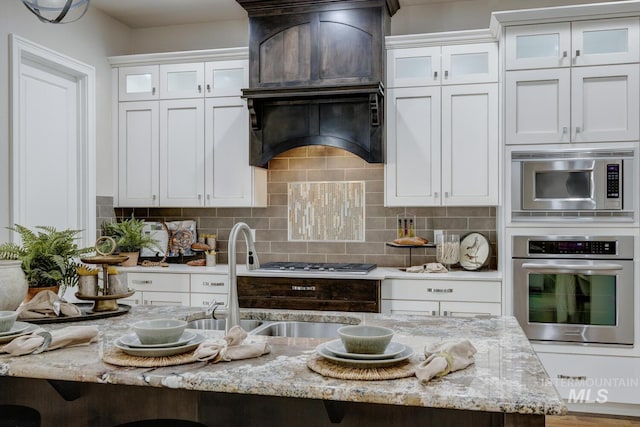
[186, 319, 263, 331]
[248, 321, 348, 338]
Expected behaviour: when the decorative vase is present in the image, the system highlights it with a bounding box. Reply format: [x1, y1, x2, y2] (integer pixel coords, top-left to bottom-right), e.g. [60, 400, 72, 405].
[24, 285, 60, 303]
[0, 260, 28, 310]
[120, 252, 139, 267]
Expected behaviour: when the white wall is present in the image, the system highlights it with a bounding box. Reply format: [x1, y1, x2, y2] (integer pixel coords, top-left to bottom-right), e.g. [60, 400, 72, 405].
[0, 1, 131, 242]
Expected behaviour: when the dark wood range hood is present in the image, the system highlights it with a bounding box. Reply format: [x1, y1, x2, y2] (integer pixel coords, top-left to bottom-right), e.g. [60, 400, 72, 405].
[236, 0, 400, 168]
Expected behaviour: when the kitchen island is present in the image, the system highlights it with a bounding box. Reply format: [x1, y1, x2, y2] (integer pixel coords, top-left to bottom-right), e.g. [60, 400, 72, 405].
[0, 305, 565, 426]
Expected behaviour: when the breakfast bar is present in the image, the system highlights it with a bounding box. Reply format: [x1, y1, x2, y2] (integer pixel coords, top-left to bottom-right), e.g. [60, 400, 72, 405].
[0, 305, 566, 426]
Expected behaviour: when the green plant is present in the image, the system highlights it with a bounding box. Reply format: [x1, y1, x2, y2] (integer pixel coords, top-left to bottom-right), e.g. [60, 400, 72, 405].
[102, 218, 159, 253]
[0, 225, 94, 289]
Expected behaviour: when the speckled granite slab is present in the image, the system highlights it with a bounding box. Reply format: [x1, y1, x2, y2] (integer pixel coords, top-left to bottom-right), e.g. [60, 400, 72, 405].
[0, 305, 566, 416]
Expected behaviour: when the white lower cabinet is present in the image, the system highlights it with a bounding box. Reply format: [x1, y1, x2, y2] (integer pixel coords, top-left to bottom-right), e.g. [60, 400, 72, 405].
[190, 274, 230, 308]
[537, 352, 640, 405]
[123, 273, 190, 306]
[381, 279, 501, 317]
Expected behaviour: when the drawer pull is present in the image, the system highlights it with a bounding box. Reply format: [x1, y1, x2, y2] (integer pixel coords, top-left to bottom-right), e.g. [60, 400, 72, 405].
[131, 280, 152, 285]
[292, 285, 316, 291]
[427, 288, 453, 293]
[557, 374, 587, 381]
[202, 281, 225, 287]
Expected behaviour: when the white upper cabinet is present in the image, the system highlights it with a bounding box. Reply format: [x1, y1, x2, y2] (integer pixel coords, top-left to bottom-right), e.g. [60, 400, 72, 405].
[159, 63, 205, 99]
[506, 18, 640, 70]
[205, 59, 248, 97]
[385, 86, 441, 206]
[118, 65, 159, 101]
[159, 99, 205, 206]
[387, 43, 497, 88]
[117, 101, 159, 206]
[506, 23, 571, 70]
[572, 18, 640, 66]
[441, 84, 499, 205]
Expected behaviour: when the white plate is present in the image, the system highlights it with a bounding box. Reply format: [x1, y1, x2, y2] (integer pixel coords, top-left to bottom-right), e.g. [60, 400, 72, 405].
[316, 342, 413, 369]
[0, 323, 38, 344]
[324, 340, 405, 360]
[0, 321, 31, 337]
[119, 330, 197, 349]
[114, 333, 205, 357]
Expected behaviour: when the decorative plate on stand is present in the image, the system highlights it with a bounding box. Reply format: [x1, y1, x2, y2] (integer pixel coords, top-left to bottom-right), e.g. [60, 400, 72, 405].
[459, 232, 491, 271]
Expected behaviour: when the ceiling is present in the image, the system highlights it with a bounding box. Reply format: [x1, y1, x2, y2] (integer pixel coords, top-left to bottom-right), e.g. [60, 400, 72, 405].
[90, 0, 452, 29]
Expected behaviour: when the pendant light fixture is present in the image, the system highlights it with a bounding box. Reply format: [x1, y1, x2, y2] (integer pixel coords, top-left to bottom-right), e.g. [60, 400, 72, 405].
[22, 0, 90, 24]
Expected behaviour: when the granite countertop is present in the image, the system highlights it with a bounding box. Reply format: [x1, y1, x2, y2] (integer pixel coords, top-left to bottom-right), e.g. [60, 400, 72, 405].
[0, 306, 564, 416]
[120, 264, 503, 281]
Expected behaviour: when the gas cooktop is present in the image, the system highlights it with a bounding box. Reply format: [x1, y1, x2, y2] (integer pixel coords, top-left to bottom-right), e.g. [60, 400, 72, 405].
[257, 262, 377, 275]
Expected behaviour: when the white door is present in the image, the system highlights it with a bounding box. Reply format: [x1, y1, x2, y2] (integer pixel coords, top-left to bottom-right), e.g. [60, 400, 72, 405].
[118, 101, 159, 207]
[118, 65, 159, 101]
[160, 63, 204, 99]
[10, 35, 95, 246]
[505, 68, 571, 145]
[505, 22, 571, 70]
[385, 86, 441, 206]
[204, 60, 248, 97]
[386, 46, 441, 88]
[205, 97, 261, 207]
[572, 18, 640, 66]
[441, 43, 498, 84]
[159, 99, 205, 206]
[441, 83, 498, 206]
[571, 64, 640, 142]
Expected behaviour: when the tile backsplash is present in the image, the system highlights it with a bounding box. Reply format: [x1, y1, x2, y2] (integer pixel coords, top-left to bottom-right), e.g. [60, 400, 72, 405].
[106, 147, 497, 269]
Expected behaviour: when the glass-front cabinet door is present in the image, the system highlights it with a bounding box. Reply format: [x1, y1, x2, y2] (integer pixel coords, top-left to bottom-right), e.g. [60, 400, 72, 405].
[160, 63, 205, 99]
[572, 17, 640, 66]
[441, 42, 498, 84]
[387, 47, 441, 88]
[505, 23, 571, 70]
[118, 65, 159, 101]
[204, 59, 248, 97]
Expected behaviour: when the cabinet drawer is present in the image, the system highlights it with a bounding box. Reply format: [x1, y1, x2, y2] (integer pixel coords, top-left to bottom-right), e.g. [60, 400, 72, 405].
[381, 299, 439, 316]
[190, 274, 229, 294]
[382, 280, 500, 303]
[439, 301, 501, 317]
[537, 352, 640, 405]
[143, 291, 190, 306]
[190, 292, 228, 308]
[127, 273, 190, 292]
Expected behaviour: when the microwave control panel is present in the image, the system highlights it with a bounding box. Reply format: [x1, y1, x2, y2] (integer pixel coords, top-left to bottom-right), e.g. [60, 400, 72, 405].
[528, 240, 617, 256]
[606, 163, 620, 199]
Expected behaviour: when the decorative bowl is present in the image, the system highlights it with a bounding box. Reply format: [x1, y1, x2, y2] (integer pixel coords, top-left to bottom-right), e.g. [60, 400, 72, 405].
[132, 319, 187, 345]
[337, 325, 394, 354]
[0, 310, 19, 333]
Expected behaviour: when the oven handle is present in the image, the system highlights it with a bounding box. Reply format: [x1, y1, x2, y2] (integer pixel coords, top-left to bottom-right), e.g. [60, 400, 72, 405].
[521, 262, 623, 274]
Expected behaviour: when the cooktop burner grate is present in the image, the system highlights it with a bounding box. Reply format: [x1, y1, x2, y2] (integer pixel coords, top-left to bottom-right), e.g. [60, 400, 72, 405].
[258, 262, 377, 274]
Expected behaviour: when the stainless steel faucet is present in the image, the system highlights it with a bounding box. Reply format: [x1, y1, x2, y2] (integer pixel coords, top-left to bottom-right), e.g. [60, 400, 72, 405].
[211, 222, 259, 333]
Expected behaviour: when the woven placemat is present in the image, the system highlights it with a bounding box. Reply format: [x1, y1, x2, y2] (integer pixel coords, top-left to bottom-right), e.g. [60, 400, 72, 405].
[307, 354, 416, 380]
[102, 347, 200, 368]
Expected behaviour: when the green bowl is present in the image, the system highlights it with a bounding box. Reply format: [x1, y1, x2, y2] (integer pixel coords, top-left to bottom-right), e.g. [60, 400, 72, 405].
[0, 311, 18, 333]
[337, 325, 394, 354]
[132, 319, 187, 345]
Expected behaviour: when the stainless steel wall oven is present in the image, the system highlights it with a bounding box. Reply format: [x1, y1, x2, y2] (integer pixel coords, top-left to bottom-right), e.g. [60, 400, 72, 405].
[513, 235, 634, 345]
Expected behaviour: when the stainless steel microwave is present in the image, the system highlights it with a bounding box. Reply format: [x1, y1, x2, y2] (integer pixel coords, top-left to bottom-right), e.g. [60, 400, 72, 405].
[512, 149, 635, 213]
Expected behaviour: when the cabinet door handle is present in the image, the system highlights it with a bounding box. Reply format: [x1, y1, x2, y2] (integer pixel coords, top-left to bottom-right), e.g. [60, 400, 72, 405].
[292, 285, 316, 291]
[575, 49, 581, 57]
[562, 51, 568, 58]
[431, 310, 437, 316]
[206, 84, 211, 92]
[575, 126, 581, 134]
[444, 191, 449, 198]
[444, 70, 449, 78]
[427, 288, 454, 293]
[207, 194, 211, 200]
[152, 194, 157, 201]
[434, 71, 438, 79]
[442, 310, 449, 317]
[562, 126, 568, 134]
[202, 281, 225, 287]
[131, 280, 152, 285]
[198, 84, 202, 93]
[152, 87, 156, 95]
[434, 191, 439, 198]
[198, 194, 202, 200]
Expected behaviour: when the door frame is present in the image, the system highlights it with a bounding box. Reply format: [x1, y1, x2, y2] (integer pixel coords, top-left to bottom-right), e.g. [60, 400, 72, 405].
[10, 34, 96, 246]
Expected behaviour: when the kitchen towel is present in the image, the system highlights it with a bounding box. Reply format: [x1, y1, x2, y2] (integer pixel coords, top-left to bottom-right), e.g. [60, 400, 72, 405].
[193, 325, 270, 363]
[1, 325, 99, 356]
[406, 263, 448, 273]
[17, 290, 83, 319]
[415, 339, 477, 383]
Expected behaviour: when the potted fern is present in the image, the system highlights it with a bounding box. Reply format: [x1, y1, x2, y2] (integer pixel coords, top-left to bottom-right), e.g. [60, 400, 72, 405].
[0, 225, 94, 300]
[102, 218, 159, 267]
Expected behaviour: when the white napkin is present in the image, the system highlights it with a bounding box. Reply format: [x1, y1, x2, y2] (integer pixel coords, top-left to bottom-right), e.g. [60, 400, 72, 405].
[193, 325, 270, 363]
[17, 290, 83, 319]
[406, 263, 448, 273]
[415, 339, 477, 383]
[1, 325, 99, 356]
